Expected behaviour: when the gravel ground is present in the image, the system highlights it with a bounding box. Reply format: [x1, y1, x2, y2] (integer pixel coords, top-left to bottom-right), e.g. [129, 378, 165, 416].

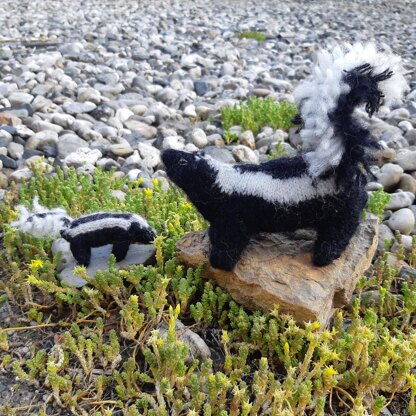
[0, 0, 415, 412]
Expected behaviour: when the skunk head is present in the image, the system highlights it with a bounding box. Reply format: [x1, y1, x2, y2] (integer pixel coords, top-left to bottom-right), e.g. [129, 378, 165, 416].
[162, 149, 212, 193]
[134, 224, 157, 244]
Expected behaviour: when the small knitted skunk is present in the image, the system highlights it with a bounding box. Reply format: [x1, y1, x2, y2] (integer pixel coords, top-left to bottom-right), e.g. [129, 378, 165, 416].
[162, 43, 407, 271]
[11, 197, 72, 238]
[60, 212, 156, 266]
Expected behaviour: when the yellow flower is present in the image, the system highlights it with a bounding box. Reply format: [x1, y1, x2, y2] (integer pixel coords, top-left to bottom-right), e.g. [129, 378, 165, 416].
[284, 342, 290, 356]
[30, 259, 44, 269]
[143, 189, 153, 197]
[323, 365, 338, 378]
[182, 203, 193, 210]
[310, 321, 321, 331]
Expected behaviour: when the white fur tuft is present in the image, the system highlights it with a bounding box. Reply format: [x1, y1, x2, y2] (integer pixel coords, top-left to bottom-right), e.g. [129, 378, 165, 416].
[11, 198, 72, 238]
[294, 43, 408, 178]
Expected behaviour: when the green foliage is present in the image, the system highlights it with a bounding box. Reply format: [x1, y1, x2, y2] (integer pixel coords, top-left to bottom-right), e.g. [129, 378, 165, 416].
[220, 97, 298, 139]
[366, 188, 391, 220]
[237, 31, 268, 41]
[0, 166, 415, 415]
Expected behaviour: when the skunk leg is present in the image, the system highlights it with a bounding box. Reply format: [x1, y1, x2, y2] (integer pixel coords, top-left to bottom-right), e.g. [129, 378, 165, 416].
[208, 221, 250, 271]
[70, 242, 91, 267]
[112, 241, 130, 262]
[313, 211, 362, 267]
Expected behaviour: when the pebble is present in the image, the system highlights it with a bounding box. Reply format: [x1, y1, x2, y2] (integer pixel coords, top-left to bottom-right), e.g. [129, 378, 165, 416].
[57, 134, 89, 158]
[8, 92, 34, 105]
[376, 163, 404, 190]
[405, 130, 416, 146]
[183, 104, 197, 117]
[63, 102, 96, 115]
[7, 142, 24, 159]
[10, 167, 33, 182]
[124, 119, 157, 139]
[57, 243, 156, 287]
[391, 235, 413, 253]
[63, 148, 103, 167]
[386, 208, 415, 235]
[398, 120, 413, 132]
[138, 143, 161, 169]
[30, 120, 63, 133]
[109, 143, 134, 157]
[203, 146, 235, 163]
[394, 150, 416, 171]
[78, 88, 102, 104]
[194, 81, 209, 96]
[162, 136, 185, 150]
[27, 130, 59, 149]
[232, 145, 259, 164]
[0, 103, 33, 118]
[385, 192, 415, 210]
[191, 128, 208, 148]
[377, 224, 395, 251]
[398, 173, 416, 194]
[240, 130, 256, 149]
[0, 154, 17, 169]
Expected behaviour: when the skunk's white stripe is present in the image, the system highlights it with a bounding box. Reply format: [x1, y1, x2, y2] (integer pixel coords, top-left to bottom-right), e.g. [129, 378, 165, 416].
[68, 218, 130, 237]
[207, 158, 337, 205]
[294, 43, 407, 178]
[67, 214, 148, 238]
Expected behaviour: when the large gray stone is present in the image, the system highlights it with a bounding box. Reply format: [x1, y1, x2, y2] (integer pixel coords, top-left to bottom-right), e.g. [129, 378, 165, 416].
[177, 218, 378, 326]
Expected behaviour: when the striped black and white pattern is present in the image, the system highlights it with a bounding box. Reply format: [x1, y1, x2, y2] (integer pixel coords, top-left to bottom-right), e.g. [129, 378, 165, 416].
[62, 212, 150, 239]
[206, 156, 337, 205]
[60, 212, 156, 267]
[11, 197, 72, 238]
[162, 148, 364, 271]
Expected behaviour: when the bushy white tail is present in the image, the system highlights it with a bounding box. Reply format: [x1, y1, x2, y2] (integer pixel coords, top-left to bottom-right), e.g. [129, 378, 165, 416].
[294, 43, 408, 178]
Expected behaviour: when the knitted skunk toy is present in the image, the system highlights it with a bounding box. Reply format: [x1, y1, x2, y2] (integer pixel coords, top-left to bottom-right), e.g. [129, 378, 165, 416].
[60, 212, 156, 267]
[162, 43, 407, 271]
[11, 197, 72, 238]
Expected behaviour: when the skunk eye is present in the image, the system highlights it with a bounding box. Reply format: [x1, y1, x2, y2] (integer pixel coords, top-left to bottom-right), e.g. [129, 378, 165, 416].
[179, 158, 188, 166]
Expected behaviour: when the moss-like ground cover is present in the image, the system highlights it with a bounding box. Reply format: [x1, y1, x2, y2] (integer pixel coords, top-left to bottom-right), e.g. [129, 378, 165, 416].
[220, 98, 298, 144]
[0, 164, 415, 415]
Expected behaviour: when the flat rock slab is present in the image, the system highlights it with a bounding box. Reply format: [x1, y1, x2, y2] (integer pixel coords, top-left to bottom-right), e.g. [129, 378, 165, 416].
[57, 242, 156, 287]
[177, 219, 378, 326]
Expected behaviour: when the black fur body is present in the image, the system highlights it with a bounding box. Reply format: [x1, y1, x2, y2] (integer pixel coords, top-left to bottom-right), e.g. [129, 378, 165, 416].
[162, 151, 367, 271]
[60, 212, 156, 267]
